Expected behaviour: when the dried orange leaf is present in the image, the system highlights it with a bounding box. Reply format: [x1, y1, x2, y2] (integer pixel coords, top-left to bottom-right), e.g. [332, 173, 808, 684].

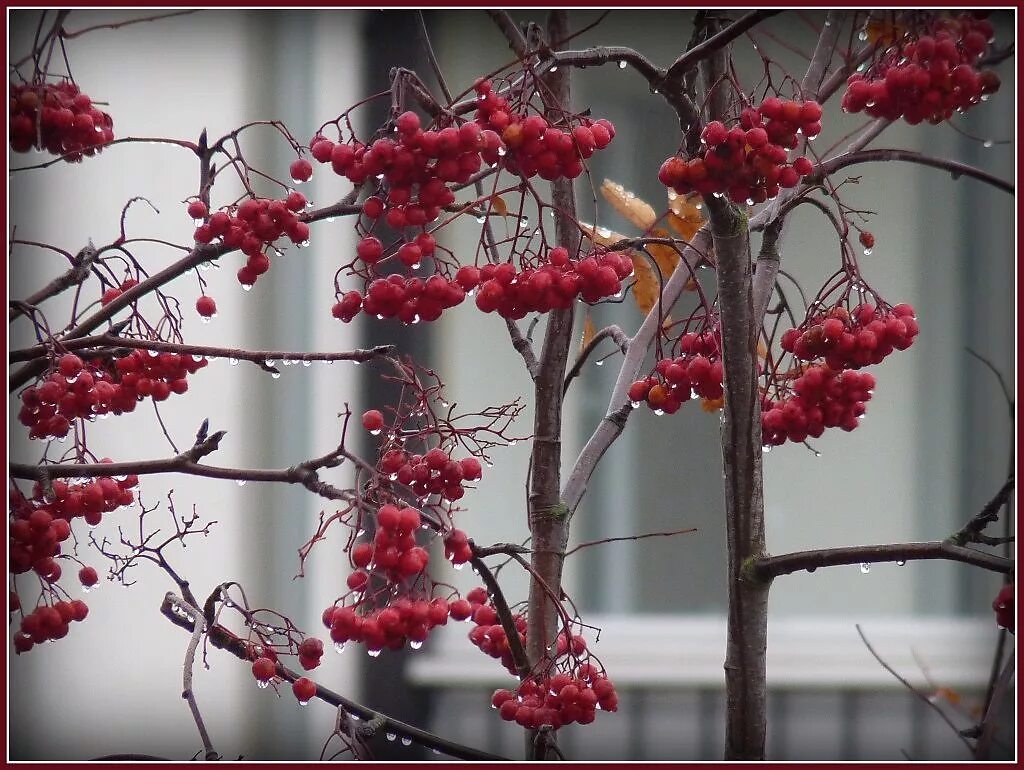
[579, 220, 629, 248]
[629, 251, 660, 315]
[601, 179, 657, 231]
[666, 189, 706, 241]
[757, 339, 768, 360]
[647, 227, 681, 280]
[490, 195, 508, 216]
[701, 397, 724, 413]
[580, 312, 597, 353]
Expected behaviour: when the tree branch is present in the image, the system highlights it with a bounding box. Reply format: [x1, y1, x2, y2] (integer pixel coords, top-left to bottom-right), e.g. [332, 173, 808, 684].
[485, 10, 529, 59]
[665, 10, 781, 81]
[159, 594, 507, 762]
[562, 324, 628, 395]
[812, 148, 1014, 195]
[9, 243, 98, 321]
[561, 228, 712, 515]
[751, 540, 1013, 581]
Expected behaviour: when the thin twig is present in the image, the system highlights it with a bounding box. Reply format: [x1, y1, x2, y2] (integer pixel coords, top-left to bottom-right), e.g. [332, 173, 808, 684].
[856, 624, 975, 756]
[564, 526, 698, 557]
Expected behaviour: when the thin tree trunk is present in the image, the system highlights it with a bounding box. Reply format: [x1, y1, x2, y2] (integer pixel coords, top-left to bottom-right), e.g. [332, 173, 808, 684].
[524, 9, 579, 761]
[700, 16, 770, 760]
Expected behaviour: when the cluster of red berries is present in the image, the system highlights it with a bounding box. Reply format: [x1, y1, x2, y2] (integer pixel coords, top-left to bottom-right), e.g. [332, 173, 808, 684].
[312, 111, 489, 275]
[189, 195, 310, 288]
[628, 330, 725, 414]
[13, 600, 90, 654]
[761, 365, 876, 445]
[18, 351, 207, 440]
[780, 302, 918, 370]
[323, 596, 452, 652]
[473, 79, 616, 180]
[463, 587, 528, 675]
[658, 98, 820, 203]
[348, 504, 430, 586]
[992, 583, 1014, 633]
[470, 248, 633, 320]
[10, 473, 138, 535]
[332, 273, 466, 325]
[492, 664, 619, 729]
[100, 278, 139, 306]
[9, 81, 114, 160]
[842, 14, 1000, 124]
[379, 447, 484, 503]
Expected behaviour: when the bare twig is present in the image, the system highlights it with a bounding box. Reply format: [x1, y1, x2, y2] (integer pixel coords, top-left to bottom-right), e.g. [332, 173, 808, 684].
[856, 624, 975, 756]
[562, 324, 629, 395]
[812, 149, 1013, 195]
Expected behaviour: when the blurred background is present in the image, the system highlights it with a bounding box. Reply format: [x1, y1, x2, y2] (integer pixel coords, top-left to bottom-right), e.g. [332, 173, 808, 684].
[8, 9, 1015, 761]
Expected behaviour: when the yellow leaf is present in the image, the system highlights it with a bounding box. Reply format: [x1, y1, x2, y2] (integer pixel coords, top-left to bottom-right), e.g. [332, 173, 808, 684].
[601, 179, 657, 231]
[666, 189, 706, 242]
[757, 339, 768, 361]
[865, 15, 904, 46]
[701, 397, 724, 413]
[490, 195, 508, 216]
[579, 220, 629, 248]
[629, 251, 660, 315]
[647, 227, 681, 280]
[580, 312, 596, 353]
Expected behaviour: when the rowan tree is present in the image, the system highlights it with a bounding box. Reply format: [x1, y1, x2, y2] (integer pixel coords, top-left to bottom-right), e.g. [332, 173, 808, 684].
[8, 8, 1015, 761]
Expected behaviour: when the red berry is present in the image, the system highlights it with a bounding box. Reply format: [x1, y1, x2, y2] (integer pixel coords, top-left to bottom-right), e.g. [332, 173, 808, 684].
[396, 110, 421, 135]
[362, 409, 384, 433]
[58, 354, 84, 378]
[289, 158, 313, 183]
[252, 656, 277, 681]
[195, 295, 217, 318]
[292, 676, 317, 703]
[79, 566, 99, 587]
[187, 200, 208, 220]
[357, 236, 383, 264]
[859, 231, 875, 250]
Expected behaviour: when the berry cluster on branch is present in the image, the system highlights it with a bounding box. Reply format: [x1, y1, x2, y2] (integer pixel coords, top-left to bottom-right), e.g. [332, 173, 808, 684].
[9, 81, 114, 160]
[842, 13, 1001, 124]
[658, 98, 819, 203]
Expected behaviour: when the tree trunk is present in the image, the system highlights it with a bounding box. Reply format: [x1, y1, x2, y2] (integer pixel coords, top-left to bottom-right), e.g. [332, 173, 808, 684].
[524, 9, 579, 761]
[700, 16, 770, 759]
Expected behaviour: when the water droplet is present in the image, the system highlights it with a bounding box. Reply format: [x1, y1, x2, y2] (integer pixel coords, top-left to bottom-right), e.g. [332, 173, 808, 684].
[454, 562, 465, 571]
[618, 60, 628, 69]
[257, 680, 270, 689]
[82, 585, 93, 594]
[981, 94, 991, 103]
[242, 283, 253, 292]
[326, 216, 336, 223]
[334, 642, 345, 653]
[595, 359, 603, 366]
[298, 699, 310, 707]
[860, 563, 871, 574]
[651, 88, 659, 95]
[370, 428, 382, 436]
[896, 560, 906, 566]
[653, 408, 665, 416]
[863, 248, 873, 256]
[762, 445, 773, 454]
[401, 737, 412, 746]
[271, 371, 282, 379]
[411, 262, 421, 270]
[368, 649, 381, 658]
[385, 732, 396, 742]
[497, 146, 507, 157]
[630, 400, 641, 409]
[475, 215, 486, 224]
[824, 18, 831, 26]
[229, 357, 239, 366]
[858, 29, 868, 41]
[508, 439, 518, 446]
[549, 66, 558, 73]
[409, 641, 423, 650]
[983, 139, 994, 148]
